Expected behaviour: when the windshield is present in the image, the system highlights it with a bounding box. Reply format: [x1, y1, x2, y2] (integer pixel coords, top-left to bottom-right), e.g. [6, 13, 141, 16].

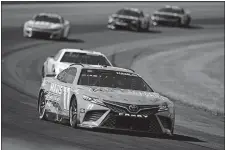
[34, 15, 61, 23]
[60, 52, 111, 66]
[117, 9, 140, 17]
[158, 8, 184, 14]
[78, 69, 154, 92]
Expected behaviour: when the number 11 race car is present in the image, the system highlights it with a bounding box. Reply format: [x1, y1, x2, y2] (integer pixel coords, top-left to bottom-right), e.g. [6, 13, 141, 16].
[38, 64, 175, 135]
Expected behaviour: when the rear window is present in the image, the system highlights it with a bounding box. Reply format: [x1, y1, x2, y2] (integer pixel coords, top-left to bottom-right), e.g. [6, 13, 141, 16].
[60, 52, 111, 66]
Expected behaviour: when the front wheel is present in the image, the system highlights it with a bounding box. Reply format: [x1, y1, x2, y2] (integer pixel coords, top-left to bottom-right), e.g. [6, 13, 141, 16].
[41, 66, 45, 78]
[69, 97, 78, 128]
[173, 19, 181, 27]
[38, 91, 48, 120]
[130, 22, 140, 32]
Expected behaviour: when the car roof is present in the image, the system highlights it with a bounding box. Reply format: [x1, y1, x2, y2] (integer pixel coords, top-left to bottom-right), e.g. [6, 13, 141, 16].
[36, 13, 62, 18]
[70, 64, 136, 74]
[123, 7, 141, 13]
[60, 48, 106, 56]
[165, 5, 183, 10]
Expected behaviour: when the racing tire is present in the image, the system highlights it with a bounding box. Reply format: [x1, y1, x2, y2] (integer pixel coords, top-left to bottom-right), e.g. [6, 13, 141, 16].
[131, 22, 141, 32]
[173, 19, 181, 27]
[41, 66, 45, 78]
[38, 91, 48, 120]
[145, 22, 150, 32]
[185, 17, 191, 27]
[69, 97, 78, 128]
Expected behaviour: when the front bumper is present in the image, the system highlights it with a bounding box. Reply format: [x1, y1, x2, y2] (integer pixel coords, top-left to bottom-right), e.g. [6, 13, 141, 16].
[107, 19, 138, 30]
[23, 27, 62, 39]
[78, 101, 175, 135]
[151, 17, 179, 26]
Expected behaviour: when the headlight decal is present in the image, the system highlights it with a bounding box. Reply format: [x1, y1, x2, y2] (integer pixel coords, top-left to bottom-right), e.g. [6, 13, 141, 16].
[83, 95, 105, 106]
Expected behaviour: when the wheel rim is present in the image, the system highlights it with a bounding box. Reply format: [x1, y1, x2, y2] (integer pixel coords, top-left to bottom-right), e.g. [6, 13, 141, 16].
[70, 100, 77, 126]
[39, 92, 46, 116]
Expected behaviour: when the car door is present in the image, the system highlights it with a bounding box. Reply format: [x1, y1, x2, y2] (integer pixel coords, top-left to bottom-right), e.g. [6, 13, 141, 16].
[56, 67, 77, 114]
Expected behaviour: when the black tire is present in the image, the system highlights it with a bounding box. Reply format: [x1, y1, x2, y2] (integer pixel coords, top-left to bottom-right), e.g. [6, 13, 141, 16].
[38, 91, 48, 120]
[69, 97, 78, 128]
[174, 18, 181, 27]
[145, 22, 149, 31]
[130, 21, 141, 32]
[185, 17, 191, 27]
[41, 66, 45, 78]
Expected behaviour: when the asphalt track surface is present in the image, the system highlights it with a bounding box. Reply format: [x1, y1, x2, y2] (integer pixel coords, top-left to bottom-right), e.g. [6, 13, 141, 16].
[2, 2, 224, 150]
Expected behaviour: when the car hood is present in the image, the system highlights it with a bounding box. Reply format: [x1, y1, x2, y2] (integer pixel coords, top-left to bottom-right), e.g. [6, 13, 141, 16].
[112, 14, 139, 21]
[26, 20, 62, 29]
[77, 86, 172, 105]
[153, 11, 182, 17]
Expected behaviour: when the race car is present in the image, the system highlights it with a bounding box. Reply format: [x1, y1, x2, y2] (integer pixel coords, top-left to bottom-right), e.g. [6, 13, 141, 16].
[42, 48, 113, 78]
[38, 64, 175, 135]
[107, 8, 150, 31]
[151, 5, 191, 27]
[23, 13, 70, 40]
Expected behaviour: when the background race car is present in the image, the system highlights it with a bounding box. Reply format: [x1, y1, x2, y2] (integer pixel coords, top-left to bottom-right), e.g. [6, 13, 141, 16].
[23, 13, 70, 40]
[151, 5, 191, 27]
[42, 49, 113, 78]
[107, 8, 150, 32]
[38, 64, 175, 136]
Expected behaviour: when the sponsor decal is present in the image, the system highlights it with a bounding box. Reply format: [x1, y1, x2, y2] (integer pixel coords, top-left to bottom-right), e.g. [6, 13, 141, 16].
[116, 71, 138, 77]
[49, 83, 63, 95]
[118, 113, 148, 118]
[45, 92, 60, 102]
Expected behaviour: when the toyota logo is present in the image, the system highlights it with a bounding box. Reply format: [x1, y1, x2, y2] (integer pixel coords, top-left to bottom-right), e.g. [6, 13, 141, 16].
[128, 105, 139, 112]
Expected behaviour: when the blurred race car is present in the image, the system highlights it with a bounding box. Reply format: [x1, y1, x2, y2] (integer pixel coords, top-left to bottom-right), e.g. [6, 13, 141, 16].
[151, 5, 191, 27]
[23, 13, 70, 40]
[38, 64, 175, 135]
[42, 48, 113, 78]
[107, 8, 150, 31]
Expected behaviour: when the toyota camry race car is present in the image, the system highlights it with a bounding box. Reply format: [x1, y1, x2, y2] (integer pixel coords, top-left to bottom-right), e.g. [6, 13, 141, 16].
[107, 8, 150, 31]
[38, 64, 175, 135]
[151, 5, 191, 27]
[23, 13, 70, 40]
[42, 48, 113, 78]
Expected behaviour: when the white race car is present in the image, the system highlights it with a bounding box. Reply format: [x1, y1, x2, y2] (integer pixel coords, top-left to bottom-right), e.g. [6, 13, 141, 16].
[151, 5, 191, 27]
[23, 13, 70, 40]
[42, 48, 113, 78]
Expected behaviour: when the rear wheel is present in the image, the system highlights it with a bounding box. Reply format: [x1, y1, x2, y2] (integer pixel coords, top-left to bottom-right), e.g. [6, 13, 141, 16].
[38, 91, 48, 120]
[69, 97, 78, 128]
